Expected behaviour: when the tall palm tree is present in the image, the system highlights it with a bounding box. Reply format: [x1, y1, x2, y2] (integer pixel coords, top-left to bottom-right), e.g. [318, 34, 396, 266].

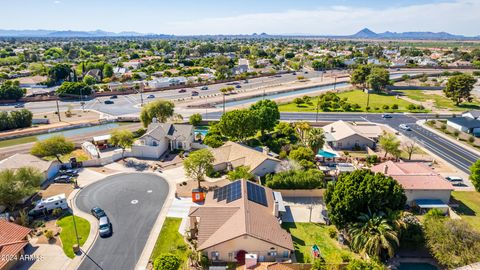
[306, 128, 326, 155]
[348, 212, 399, 260]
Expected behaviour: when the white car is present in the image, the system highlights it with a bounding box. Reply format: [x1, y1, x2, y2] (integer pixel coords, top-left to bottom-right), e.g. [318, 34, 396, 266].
[399, 124, 411, 131]
[446, 176, 463, 186]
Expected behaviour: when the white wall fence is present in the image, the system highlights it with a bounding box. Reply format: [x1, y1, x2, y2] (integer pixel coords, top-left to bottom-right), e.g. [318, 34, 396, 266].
[82, 151, 132, 167]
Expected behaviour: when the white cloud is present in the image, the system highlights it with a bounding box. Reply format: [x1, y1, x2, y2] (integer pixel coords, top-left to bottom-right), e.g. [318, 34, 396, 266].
[54, 0, 61, 4]
[162, 0, 480, 36]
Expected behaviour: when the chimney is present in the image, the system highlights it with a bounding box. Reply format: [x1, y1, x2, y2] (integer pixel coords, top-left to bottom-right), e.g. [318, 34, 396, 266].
[245, 254, 258, 269]
[383, 165, 389, 175]
[273, 201, 279, 217]
[330, 127, 335, 133]
[152, 117, 157, 123]
[262, 146, 270, 155]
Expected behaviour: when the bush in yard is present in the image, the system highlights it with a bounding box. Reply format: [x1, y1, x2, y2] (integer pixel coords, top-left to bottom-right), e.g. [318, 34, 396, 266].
[227, 166, 254, 181]
[365, 155, 378, 166]
[391, 104, 398, 110]
[265, 169, 324, 189]
[453, 131, 459, 137]
[327, 226, 337, 238]
[289, 146, 315, 163]
[382, 105, 390, 110]
[52, 208, 63, 217]
[312, 257, 327, 270]
[189, 113, 202, 126]
[441, 124, 447, 130]
[407, 104, 416, 111]
[344, 259, 384, 270]
[469, 136, 475, 143]
[44, 230, 54, 240]
[324, 169, 406, 228]
[470, 160, 480, 192]
[153, 253, 182, 270]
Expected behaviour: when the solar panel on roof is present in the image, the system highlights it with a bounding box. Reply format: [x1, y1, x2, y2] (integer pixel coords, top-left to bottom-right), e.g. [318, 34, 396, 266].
[213, 180, 242, 203]
[246, 181, 268, 207]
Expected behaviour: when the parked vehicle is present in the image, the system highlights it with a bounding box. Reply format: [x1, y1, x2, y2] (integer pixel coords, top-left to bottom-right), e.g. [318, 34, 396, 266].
[292, 72, 297, 75]
[91, 207, 106, 219]
[104, 100, 114, 104]
[110, 95, 118, 99]
[53, 175, 72, 183]
[60, 169, 79, 176]
[399, 124, 411, 131]
[446, 176, 463, 186]
[200, 86, 208, 90]
[244, 80, 249, 83]
[14, 104, 25, 108]
[191, 91, 199, 96]
[99, 216, 113, 237]
[178, 89, 187, 93]
[147, 94, 155, 99]
[382, 114, 392, 119]
[235, 85, 242, 89]
[28, 194, 69, 217]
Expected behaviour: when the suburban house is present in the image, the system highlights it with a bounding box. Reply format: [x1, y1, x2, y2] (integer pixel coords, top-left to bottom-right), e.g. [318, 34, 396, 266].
[371, 161, 454, 211]
[211, 142, 281, 177]
[0, 220, 31, 270]
[462, 110, 480, 120]
[0, 153, 60, 183]
[188, 179, 294, 262]
[131, 121, 194, 159]
[447, 117, 480, 137]
[84, 69, 102, 81]
[322, 120, 383, 150]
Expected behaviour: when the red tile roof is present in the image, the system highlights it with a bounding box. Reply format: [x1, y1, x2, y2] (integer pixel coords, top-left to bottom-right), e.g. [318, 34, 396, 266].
[0, 220, 31, 269]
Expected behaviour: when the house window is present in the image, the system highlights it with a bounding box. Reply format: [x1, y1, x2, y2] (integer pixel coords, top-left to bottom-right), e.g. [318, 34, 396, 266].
[152, 141, 157, 146]
[337, 142, 342, 147]
[259, 255, 265, 262]
[283, 251, 289, 258]
[268, 251, 277, 257]
[211, 251, 219, 260]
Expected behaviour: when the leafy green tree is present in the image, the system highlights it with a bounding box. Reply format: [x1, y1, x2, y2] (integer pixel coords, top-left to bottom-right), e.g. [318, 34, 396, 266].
[103, 63, 114, 78]
[184, 149, 215, 189]
[306, 128, 325, 155]
[379, 133, 401, 158]
[31, 135, 75, 163]
[227, 166, 254, 181]
[0, 167, 43, 210]
[470, 160, 480, 192]
[311, 257, 327, 270]
[344, 259, 385, 270]
[6, 109, 33, 130]
[153, 253, 182, 270]
[350, 65, 372, 88]
[289, 146, 315, 162]
[189, 113, 202, 126]
[249, 100, 280, 136]
[367, 67, 390, 92]
[48, 63, 72, 84]
[443, 74, 477, 105]
[265, 169, 324, 189]
[140, 100, 175, 127]
[325, 170, 406, 228]
[0, 80, 25, 100]
[56, 82, 92, 97]
[82, 75, 96, 85]
[349, 212, 399, 260]
[109, 130, 134, 159]
[424, 215, 480, 268]
[218, 109, 258, 142]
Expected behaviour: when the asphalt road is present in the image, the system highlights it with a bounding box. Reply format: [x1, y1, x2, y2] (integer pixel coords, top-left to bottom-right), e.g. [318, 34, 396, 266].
[75, 173, 169, 270]
[206, 111, 479, 174]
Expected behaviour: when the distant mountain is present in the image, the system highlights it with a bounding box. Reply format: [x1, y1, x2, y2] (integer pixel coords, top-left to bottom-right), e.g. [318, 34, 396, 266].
[0, 29, 146, 37]
[348, 28, 474, 40]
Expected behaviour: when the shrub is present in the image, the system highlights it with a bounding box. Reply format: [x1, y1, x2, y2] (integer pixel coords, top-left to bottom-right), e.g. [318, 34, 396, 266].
[365, 155, 379, 166]
[341, 253, 351, 263]
[441, 124, 447, 130]
[52, 208, 63, 217]
[153, 253, 181, 270]
[391, 104, 398, 110]
[365, 106, 370, 111]
[265, 169, 325, 189]
[44, 230, 54, 240]
[189, 113, 202, 126]
[382, 105, 390, 110]
[454, 131, 460, 137]
[327, 227, 337, 239]
[407, 104, 417, 111]
[469, 136, 475, 143]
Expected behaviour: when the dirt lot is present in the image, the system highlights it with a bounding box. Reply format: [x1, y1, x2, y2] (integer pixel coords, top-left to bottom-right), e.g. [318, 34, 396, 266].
[38, 183, 74, 199]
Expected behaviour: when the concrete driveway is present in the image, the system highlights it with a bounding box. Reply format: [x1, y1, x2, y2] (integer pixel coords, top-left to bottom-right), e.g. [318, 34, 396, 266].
[14, 244, 71, 270]
[75, 173, 169, 270]
[282, 197, 326, 223]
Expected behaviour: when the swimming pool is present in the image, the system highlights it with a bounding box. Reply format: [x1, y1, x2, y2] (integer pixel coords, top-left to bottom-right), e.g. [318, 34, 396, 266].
[317, 149, 338, 158]
[194, 126, 209, 137]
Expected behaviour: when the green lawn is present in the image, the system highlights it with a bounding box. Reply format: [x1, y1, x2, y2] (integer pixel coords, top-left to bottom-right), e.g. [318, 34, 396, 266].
[57, 214, 91, 258]
[396, 90, 480, 111]
[278, 90, 422, 113]
[0, 136, 38, 148]
[451, 191, 480, 231]
[282, 223, 356, 264]
[150, 218, 189, 262]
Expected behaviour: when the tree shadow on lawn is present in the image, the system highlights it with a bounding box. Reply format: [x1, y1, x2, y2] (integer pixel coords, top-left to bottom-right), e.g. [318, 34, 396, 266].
[457, 103, 480, 110]
[451, 196, 476, 216]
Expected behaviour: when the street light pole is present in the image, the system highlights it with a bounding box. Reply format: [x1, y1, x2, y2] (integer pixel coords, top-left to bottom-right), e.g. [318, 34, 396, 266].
[56, 99, 61, 122]
[333, 76, 337, 92]
[69, 199, 80, 247]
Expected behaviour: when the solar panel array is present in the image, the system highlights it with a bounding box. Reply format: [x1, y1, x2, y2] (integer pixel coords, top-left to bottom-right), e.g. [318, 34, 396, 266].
[213, 180, 242, 203]
[246, 181, 268, 207]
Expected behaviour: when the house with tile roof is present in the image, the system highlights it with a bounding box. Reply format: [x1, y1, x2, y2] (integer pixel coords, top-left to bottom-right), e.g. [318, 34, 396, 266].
[0, 220, 31, 270]
[371, 161, 454, 210]
[211, 142, 281, 177]
[322, 120, 383, 150]
[131, 120, 194, 159]
[189, 179, 293, 263]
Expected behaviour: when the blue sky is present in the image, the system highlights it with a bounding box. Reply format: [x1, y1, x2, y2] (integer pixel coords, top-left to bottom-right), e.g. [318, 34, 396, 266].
[1, 0, 479, 35]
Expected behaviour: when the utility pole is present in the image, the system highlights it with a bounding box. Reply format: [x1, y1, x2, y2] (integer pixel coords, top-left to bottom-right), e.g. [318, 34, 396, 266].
[366, 89, 371, 110]
[315, 95, 321, 123]
[333, 76, 337, 92]
[56, 99, 61, 122]
[223, 93, 226, 115]
[70, 200, 80, 246]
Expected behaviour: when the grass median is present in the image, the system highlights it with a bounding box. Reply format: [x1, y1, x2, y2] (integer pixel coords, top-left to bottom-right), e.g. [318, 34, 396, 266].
[57, 214, 91, 258]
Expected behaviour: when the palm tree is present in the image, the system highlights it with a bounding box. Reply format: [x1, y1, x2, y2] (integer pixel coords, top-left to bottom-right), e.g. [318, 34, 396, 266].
[306, 128, 326, 155]
[348, 212, 399, 260]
